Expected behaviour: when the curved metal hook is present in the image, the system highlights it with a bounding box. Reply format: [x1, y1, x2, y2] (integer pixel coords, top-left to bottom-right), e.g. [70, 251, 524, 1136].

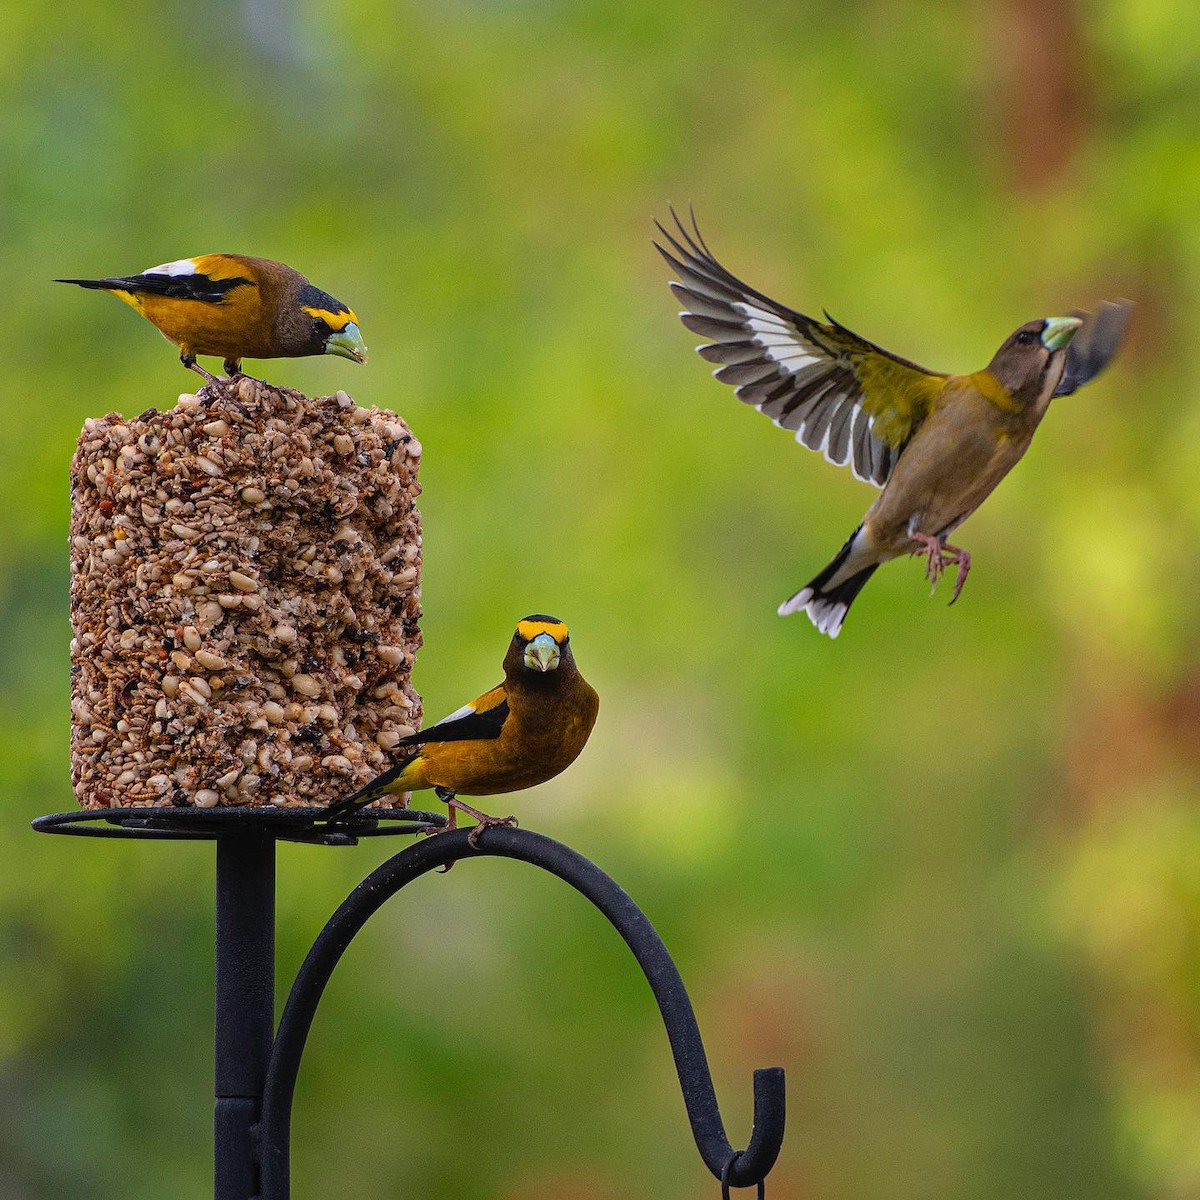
[259, 826, 785, 1197]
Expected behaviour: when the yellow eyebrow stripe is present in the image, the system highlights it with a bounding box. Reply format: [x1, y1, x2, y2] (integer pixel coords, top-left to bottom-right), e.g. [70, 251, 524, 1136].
[302, 305, 358, 330]
[516, 620, 568, 643]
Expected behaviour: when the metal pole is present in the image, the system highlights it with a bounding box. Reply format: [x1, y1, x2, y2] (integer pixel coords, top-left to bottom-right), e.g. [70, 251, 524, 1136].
[214, 831, 276, 1200]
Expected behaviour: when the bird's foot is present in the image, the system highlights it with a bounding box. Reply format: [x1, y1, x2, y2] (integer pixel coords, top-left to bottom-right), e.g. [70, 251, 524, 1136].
[181, 354, 256, 392]
[211, 373, 254, 417]
[908, 531, 946, 588]
[432, 793, 518, 849]
[181, 356, 244, 411]
[427, 788, 459, 870]
[909, 532, 971, 603]
[467, 811, 518, 849]
[185, 363, 255, 417]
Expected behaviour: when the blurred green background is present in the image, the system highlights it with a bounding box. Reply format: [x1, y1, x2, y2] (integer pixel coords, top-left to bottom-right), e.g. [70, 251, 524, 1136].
[2, 0, 1199, 1196]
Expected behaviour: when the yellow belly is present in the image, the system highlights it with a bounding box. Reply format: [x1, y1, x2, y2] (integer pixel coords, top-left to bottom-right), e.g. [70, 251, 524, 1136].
[116, 289, 275, 359]
[396, 705, 598, 798]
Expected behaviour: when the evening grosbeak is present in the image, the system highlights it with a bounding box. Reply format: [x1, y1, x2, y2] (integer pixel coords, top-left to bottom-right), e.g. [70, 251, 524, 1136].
[655, 211, 1130, 637]
[57, 255, 366, 382]
[326, 616, 599, 843]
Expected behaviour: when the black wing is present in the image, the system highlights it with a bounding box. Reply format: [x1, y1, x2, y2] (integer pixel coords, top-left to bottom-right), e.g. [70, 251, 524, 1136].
[1055, 300, 1132, 396]
[56, 272, 253, 304]
[401, 697, 510, 746]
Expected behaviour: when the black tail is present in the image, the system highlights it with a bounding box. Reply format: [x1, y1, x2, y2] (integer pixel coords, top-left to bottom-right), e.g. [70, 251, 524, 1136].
[323, 754, 415, 822]
[778, 524, 878, 638]
[55, 278, 118, 289]
[806, 565, 878, 636]
[803, 525, 860, 593]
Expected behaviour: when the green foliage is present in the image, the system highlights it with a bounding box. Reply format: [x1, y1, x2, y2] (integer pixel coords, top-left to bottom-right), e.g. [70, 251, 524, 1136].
[2, 0, 1198, 1196]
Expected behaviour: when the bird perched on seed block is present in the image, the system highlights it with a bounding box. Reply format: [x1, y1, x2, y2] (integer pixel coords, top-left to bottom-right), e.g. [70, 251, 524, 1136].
[326, 616, 599, 844]
[656, 210, 1131, 637]
[58, 255, 366, 382]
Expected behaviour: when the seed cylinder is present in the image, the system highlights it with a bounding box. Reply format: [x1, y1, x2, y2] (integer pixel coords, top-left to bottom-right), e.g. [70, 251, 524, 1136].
[69, 380, 422, 808]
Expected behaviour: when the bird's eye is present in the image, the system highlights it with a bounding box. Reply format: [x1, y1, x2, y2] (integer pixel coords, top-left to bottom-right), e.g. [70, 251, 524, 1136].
[1015, 330, 1037, 346]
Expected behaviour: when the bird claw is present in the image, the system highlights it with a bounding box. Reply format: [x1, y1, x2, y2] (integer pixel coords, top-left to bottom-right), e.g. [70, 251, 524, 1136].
[909, 532, 971, 604]
[466, 813, 518, 849]
[188, 371, 255, 418]
[946, 550, 971, 605]
[427, 793, 519, 850]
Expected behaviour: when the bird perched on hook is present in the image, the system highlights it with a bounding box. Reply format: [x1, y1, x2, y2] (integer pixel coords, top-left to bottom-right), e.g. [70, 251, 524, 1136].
[57, 255, 367, 382]
[655, 210, 1131, 637]
[325, 616, 599, 844]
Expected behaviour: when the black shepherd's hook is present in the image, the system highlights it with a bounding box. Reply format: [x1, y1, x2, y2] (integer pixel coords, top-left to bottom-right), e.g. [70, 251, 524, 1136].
[258, 825, 785, 1197]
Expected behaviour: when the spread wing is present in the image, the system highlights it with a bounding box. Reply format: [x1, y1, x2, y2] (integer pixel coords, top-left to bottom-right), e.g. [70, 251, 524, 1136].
[655, 210, 946, 488]
[56, 255, 254, 304]
[1055, 299, 1132, 397]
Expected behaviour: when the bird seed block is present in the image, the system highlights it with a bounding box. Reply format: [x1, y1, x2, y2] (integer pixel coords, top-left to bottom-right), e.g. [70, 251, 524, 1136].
[69, 378, 423, 809]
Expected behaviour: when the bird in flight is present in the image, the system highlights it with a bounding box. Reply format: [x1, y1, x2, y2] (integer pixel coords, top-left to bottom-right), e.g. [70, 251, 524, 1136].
[656, 210, 1130, 637]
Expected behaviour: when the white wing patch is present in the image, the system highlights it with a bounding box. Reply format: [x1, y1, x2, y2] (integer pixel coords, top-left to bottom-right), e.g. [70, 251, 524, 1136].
[656, 212, 910, 490]
[721, 302, 875, 477]
[738, 305, 821, 363]
[145, 258, 198, 277]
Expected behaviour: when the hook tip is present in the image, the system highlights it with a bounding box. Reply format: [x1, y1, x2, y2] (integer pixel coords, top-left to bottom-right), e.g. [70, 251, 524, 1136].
[724, 1068, 785, 1189]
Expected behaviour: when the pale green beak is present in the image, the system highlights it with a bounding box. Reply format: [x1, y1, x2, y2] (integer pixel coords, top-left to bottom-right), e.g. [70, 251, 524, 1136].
[524, 632, 561, 673]
[1041, 316, 1082, 352]
[325, 322, 368, 364]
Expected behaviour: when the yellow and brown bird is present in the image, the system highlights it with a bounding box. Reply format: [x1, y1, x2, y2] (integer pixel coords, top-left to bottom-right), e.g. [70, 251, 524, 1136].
[655, 211, 1130, 637]
[57, 254, 366, 381]
[326, 616, 599, 842]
